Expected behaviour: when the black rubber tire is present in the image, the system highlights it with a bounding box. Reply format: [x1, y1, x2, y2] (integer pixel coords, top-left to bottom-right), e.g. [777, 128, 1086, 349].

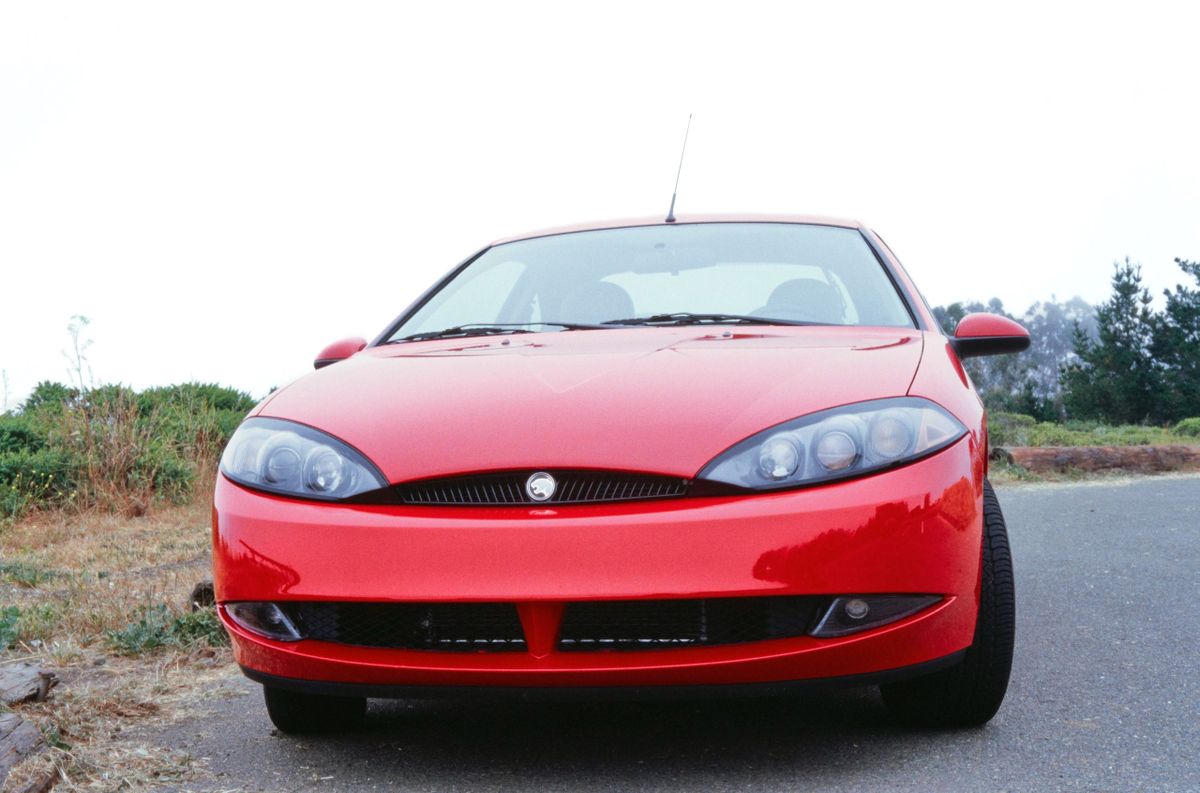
[881, 479, 1015, 727]
[263, 685, 367, 734]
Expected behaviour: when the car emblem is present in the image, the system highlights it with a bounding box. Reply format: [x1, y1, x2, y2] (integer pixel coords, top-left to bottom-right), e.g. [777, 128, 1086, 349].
[525, 472, 557, 502]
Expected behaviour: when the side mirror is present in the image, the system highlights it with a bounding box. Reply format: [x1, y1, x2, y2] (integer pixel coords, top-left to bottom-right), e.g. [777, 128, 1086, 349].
[314, 337, 367, 370]
[951, 313, 1031, 359]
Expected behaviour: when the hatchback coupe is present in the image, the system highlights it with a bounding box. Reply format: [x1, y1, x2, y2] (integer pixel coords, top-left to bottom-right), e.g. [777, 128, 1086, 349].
[214, 215, 1029, 733]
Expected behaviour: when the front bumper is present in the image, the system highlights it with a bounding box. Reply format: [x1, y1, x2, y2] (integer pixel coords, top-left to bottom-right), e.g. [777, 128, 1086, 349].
[213, 435, 983, 689]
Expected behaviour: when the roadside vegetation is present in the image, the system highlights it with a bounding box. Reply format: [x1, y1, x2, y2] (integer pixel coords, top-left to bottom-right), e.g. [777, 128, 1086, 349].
[1, 367, 252, 788]
[0, 380, 254, 525]
[988, 412, 1200, 448]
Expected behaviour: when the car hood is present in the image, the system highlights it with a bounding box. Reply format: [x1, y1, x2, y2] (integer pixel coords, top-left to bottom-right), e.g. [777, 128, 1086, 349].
[258, 327, 925, 482]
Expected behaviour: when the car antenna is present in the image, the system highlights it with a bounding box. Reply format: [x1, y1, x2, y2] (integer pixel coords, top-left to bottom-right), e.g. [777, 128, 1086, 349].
[664, 114, 692, 224]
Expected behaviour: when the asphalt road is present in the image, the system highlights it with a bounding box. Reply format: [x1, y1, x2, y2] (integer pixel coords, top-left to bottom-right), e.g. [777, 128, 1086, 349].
[156, 476, 1200, 792]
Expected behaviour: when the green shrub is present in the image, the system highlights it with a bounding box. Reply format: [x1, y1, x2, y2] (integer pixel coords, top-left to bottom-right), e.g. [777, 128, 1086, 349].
[108, 604, 228, 655]
[0, 560, 57, 588]
[139, 451, 195, 505]
[0, 414, 44, 454]
[988, 413, 1186, 447]
[215, 408, 246, 440]
[1090, 425, 1172, 446]
[0, 380, 251, 518]
[107, 604, 176, 655]
[152, 401, 233, 460]
[0, 448, 73, 490]
[988, 412, 1037, 446]
[170, 607, 229, 648]
[1175, 418, 1200, 437]
[0, 448, 72, 519]
[42, 384, 221, 514]
[12, 603, 59, 644]
[137, 383, 256, 415]
[20, 381, 79, 413]
[1025, 422, 1085, 446]
[133, 384, 251, 491]
[0, 605, 18, 649]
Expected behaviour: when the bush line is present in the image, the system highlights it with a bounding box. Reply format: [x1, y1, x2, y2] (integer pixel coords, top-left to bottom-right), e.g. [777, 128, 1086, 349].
[1, 381, 255, 521]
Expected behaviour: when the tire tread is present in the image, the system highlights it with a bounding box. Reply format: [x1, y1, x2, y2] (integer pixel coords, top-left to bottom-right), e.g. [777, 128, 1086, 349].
[263, 685, 366, 734]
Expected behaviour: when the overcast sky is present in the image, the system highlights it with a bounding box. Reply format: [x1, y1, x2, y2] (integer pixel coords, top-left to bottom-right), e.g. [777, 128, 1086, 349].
[2, 1, 1198, 406]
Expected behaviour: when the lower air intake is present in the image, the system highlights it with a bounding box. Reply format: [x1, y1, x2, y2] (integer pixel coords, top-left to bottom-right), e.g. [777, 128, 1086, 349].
[556, 596, 825, 651]
[280, 602, 526, 652]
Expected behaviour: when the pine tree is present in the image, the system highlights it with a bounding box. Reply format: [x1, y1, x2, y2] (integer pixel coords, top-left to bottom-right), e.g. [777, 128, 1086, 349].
[1150, 258, 1200, 421]
[1060, 259, 1161, 423]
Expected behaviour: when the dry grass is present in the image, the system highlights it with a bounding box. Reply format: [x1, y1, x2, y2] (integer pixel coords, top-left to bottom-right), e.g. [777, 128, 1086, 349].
[1, 500, 236, 791]
[47, 394, 163, 518]
[2, 503, 211, 648]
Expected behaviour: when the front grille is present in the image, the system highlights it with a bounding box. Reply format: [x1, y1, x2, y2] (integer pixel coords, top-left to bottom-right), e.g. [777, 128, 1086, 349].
[281, 602, 526, 651]
[557, 596, 825, 651]
[397, 470, 688, 505]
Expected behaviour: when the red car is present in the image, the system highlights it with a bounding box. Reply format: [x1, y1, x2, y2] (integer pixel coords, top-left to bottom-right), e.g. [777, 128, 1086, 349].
[213, 215, 1030, 733]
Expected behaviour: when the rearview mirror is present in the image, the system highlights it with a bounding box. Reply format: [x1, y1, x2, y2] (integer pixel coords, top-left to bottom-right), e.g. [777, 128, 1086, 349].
[951, 313, 1030, 359]
[314, 337, 367, 369]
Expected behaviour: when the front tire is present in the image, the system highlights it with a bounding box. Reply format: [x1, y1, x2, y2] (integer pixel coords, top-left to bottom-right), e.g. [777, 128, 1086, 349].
[881, 479, 1015, 727]
[263, 685, 366, 734]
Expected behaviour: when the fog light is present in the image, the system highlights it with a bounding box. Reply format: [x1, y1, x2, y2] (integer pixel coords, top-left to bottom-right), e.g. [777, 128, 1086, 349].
[810, 594, 942, 638]
[844, 598, 870, 620]
[226, 602, 303, 642]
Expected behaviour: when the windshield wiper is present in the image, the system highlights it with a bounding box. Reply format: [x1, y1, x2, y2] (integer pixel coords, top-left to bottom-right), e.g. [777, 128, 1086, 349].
[600, 312, 825, 327]
[392, 322, 607, 343]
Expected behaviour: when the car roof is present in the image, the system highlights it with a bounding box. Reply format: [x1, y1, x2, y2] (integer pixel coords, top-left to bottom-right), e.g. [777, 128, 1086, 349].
[490, 213, 865, 245]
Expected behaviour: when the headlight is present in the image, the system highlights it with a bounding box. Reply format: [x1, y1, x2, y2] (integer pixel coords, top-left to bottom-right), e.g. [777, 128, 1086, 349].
[220, 417, 387, 500]
[699, 397, 967, 490]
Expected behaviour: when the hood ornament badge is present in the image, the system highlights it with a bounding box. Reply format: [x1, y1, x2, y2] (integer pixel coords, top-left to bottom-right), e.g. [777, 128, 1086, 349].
[525, 472, 557, 502]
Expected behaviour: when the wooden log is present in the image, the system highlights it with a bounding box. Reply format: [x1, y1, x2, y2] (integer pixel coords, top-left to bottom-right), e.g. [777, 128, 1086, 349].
[0, 664, 57, 706]
[1009, 445, 1200, 474]
[0, 712, 45, 784]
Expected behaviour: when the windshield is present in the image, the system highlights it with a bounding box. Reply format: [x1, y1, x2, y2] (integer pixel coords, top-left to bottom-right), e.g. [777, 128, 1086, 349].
[387, 223, 914, 341]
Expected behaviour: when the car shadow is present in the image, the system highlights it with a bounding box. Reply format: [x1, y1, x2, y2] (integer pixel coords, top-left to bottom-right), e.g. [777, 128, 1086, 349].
[270, 686, 970, 787]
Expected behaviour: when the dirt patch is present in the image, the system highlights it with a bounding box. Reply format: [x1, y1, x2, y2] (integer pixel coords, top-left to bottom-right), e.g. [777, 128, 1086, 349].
[1005, 444, 1200, 474]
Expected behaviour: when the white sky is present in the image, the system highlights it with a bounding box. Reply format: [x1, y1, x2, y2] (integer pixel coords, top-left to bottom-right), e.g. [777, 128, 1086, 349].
[2, 1, 1198, 406]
